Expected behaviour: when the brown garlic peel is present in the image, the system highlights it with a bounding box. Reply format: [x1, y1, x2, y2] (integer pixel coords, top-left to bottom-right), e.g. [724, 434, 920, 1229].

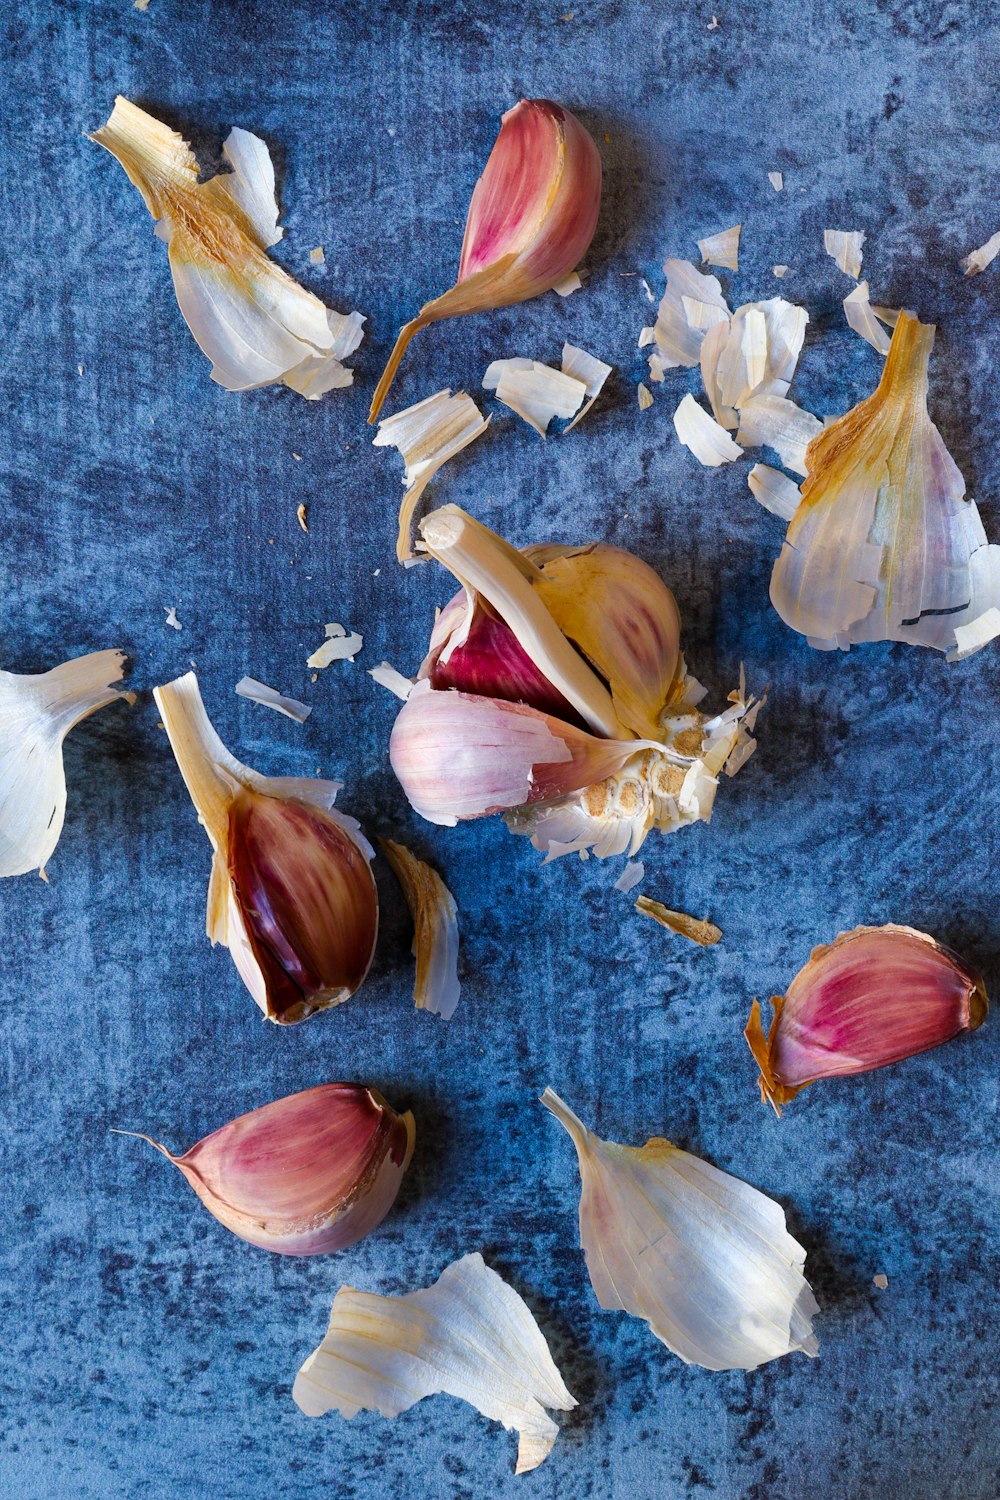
[369, 99, 601, 421]
[119, 1084, 415, 1255]
[153, 672, 377, 1024]
[745, 924, 988, 1114]
[380, 838, 460, 1019]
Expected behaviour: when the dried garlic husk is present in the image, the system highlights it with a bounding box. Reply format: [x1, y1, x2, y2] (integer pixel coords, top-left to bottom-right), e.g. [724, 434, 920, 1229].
[641, 259, 729, 376]
[748, 463, 802, 521]
[541, 1090, 819, 1370]
[123, 1084, 414, 1254]
[369, 99, 601, 420]
[154, 672, 377, 1023]
[843, 281, 891, 355]
[697, 223, 741, 271]
[373, 389, 489, 562]
[235, 676, 311, 723]
[483, 343, 611, 435]
[389, 505, 761, 859]
[824, 228, 865, 278]
[636, 896, 721, 946]
[673, 393, 743, 466]
[770, 311, 1000, 656]
[293, 1252, 575, 1473]
[90, 98, 364, 396]
[380, 838, 460, 1018]
[961, 228, 1000, 276]
[746, 925, 987, 1114]
[736, 394, 822, 476]
[0, 650, 132, 877]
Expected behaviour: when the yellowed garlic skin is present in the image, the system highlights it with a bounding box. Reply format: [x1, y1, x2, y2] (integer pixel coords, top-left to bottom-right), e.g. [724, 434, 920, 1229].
[746, 925, 987, 1112]
[163, 1084, 415, 1255]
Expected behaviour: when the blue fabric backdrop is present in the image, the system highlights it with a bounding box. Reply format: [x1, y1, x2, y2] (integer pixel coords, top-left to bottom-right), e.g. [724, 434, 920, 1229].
[1, 1, 997, 1496]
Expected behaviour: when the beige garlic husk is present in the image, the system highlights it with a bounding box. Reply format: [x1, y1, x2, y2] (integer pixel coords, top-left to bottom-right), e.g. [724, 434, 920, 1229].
[389, 505, 762, 859]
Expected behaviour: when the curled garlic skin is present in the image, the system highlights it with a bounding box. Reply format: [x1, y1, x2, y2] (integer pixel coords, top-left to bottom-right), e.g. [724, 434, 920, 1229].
[122, 1084, 415, 1255]
[390, 505, 762, 860]
[746, 924, 988, 1114]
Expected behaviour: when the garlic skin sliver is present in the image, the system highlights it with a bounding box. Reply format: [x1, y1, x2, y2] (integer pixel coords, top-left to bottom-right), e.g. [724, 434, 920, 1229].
[380, 838, 460, 1018]
[961, 228, 1000, 276]
[0, 649, 131, 877]
[745, 925, 988, 1114]
[748, 463, 802, 522]
[635, 895, 721, 946]
[843, 281, 891, 355]
[488, 360, 586, 435]
[293, 1253, 576, 1473]
[154, 672, 377, 1023]
[769, 311, 1000, 655]
[128, 1084, 414, 1255]
[389, 681, 646, 826]
[561, 342, 613, 431]
[541, 1090, 819, 1371]
[89, 98, 364, 397]
[823, 228, 865, 278]
[235, 676, 311, 722]
[736, 394, 822, 476]
[644, 258, 729, 373]
[697, 223, 741, 271]
[369, 99, 601, 421]
[673, 393, 743, 466]
[373, 389, 489, 563]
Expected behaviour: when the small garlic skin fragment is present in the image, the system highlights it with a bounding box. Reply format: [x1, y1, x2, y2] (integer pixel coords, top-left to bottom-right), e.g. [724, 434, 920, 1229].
[823, 228, 865, 278]
[89, 99, 364, 397]
[307, 623, 363, 668]
[748, 463, 802, 522]
[373, 388, 489, 562]
[369, 99, 601, 421]
[126, 1084, 414, 1255]
[390, 505, 761, 859]
[486, 360, 585, 435]
[768, 171, 784, 191]
[235, 676, 311, 723]
[541, 1089, 819, 1371]
[843, 280, 891, 355]
[770, 311, 1000, 656]
[293, 1252, 576, 1473]
[635, 896, 721, 946]
[745, 925, 987, 1114]
[643, 259, 729, 374]
[673, 392, 743, 466]
[153, 672, 378, 1023]
[736, 393, 822, 476]
[637, 381, 653, 410]
[0, 650, 132, 878]
[961, 228, 1000, 275]
[697, 223, 741, 271]
[380, 838, 460, 1018]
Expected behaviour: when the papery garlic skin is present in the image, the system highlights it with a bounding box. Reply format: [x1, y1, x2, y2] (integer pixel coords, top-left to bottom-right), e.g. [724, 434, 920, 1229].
[745, 925, 988, 1114]
[390, 506, 760, 860]
[0, 650, 132, 877]
[770, 311, 1000, 657]
[127, 1084, 414, 1255]
[293, 1252, 575, 1473]
[154, 672, 377, 1024]
[380, 838, 461, 1019]
[541, 1089, 819, 1371]
[369, 99, 601, 421]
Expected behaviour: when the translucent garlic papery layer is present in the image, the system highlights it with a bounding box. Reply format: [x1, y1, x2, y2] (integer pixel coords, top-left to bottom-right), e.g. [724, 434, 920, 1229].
[745, 925, 988, 1114]
[388, 505, 762, 859]
[373, 389, 490, 562]
[293, 1252, 576, 1473]
[154, 672, 378, 1023]
[541, 1090, 819, 1371]
[380, 838, 461, 1019]
[369, 99, 602, 421]
[90, 97, 364, 396]
[770, 311, 1000, 658]
[0, 649, 133, 878]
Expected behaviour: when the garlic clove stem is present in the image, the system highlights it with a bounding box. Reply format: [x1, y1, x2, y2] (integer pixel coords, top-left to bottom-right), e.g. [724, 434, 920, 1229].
[121, 1083, 414, 1255]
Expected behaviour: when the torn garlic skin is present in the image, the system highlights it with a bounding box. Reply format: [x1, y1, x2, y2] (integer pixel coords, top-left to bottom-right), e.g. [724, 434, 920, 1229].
[389, 505, 762, 861]
[89, 98, 364, 397]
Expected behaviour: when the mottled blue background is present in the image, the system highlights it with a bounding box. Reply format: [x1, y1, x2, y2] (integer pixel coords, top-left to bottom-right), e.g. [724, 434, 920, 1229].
[1, 1, 998, 1496]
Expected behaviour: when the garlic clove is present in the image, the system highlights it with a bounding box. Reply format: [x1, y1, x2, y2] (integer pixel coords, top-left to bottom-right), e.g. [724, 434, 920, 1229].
[541, 1088, 819, 1371]
[745, 924, 988, 1114]
[0, 649, 133, 878]
[389, 681, 648, 827]
[368, 99, 601, 421]
[154, 672, 377, 1023]
[293, 1252, 575, 1473]
[380, 838, 460, 1019]
[123, 1083, 414, 1255]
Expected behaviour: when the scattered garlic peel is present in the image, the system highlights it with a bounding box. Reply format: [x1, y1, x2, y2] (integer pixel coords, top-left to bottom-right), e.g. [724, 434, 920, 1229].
[873, 1273, 889, 1290]
[541, 1090, 819, 1370]
[373, 389, 489, 562]
[380, 838, 460, 1018]
[673, 393, 743, 466]
[773, 264, 789, 279]
[748, 463, 802, 521]
[484, 358, 585, 435]
[769, 171, 783, 191]
[736, 393, 822, 476]
[635, 895, 721, 946]
[704, 298, 808, 421]
[614, 860, 644, 893]
[307, 623, 363, 668]
[697, 223, 741, 271]
[553, 270, 582, 296]
[164, 606, 181, 630]
[843, 281, 891, 355]
[745, 925, 988, 1114]
[770, 311, 1000, 656]
[961, 228, 1000, 276]
[368, 662, 414, 700]
[235, 676, 311, 723]
[368, 99, 602, 421]
[642, 259, 729, 374]
[119, 1084, 414, 1254]
[89, 98, 364, 397]
[293, 1252, 576, 1474]
[824, 228, 865, 279]
[561, 342, 613, 430]
[637, 382, 653, 410]
[296, 503, 309, 533]
[0, 650, 132, 878]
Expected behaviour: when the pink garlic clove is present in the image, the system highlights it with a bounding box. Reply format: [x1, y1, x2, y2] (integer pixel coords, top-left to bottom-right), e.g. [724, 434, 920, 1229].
[126, 1084, 415, 1255]
[745, 924, 988, 1114]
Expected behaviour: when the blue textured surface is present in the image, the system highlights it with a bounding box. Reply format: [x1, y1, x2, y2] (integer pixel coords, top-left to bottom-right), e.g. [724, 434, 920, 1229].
[1, 2, 998, 1497]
